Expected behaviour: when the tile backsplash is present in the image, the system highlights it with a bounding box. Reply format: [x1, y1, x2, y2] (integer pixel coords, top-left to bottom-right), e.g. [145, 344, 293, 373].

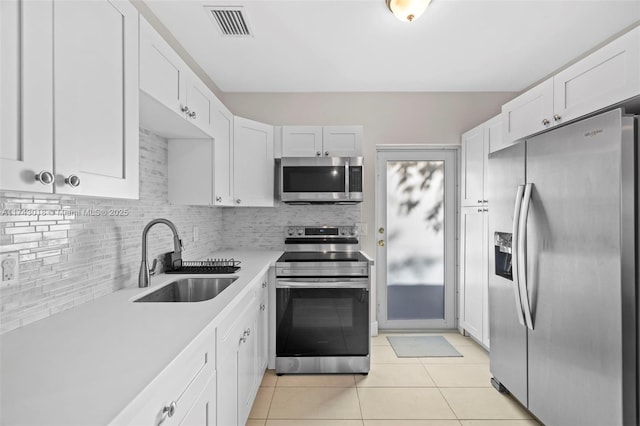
[0, 129, 222, 333]
[0, 129, 362, 334]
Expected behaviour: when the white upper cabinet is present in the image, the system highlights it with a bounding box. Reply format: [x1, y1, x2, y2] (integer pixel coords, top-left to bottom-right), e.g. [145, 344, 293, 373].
[233, 117, 274, 207]
[53, 0, 139, 198]
[212, 97, 234, 206]
[1, 0, 54, 194]
[503, 26, 640, 144]
[139, 16, 215, 138]
[0, 0, 139, 199]
[502, 78, 554, 144]
[322, 126, 363, 157]
[281, 126, 323, 157]
[281, 125, 363, 157]
[461, 122, 489, 207]
[553, 26, 640, 124]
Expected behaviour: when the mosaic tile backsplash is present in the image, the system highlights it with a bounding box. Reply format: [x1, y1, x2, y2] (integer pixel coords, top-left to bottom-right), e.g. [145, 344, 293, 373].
[1, 129, 362, 334]
[0, 129, 223, 333]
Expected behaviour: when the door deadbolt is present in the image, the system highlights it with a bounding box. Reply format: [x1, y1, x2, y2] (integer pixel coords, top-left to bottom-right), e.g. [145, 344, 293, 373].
[378, 240, 385, 247]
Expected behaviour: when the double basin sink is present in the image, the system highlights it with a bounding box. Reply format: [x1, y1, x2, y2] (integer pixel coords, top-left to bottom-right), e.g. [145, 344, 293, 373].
[134, 277, 238, 303]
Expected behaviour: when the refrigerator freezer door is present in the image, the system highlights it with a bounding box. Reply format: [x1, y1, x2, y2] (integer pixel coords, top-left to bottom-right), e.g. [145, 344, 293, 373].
[525, 109, 636, 426]
[487, 142, 528, 405]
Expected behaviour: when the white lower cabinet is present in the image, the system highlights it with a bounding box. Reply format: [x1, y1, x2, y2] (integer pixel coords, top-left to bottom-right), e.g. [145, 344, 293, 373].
[110, 326, 217, 425]
[216, 277, 267, 426]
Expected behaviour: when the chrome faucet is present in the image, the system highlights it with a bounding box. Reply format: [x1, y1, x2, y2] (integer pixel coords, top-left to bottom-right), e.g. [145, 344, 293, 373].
[138, 218, 183, 288]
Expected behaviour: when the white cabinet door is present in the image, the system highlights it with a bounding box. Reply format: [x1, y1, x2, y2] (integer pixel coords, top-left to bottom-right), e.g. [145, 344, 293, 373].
[322, 126, 363, 157]
[139, 16, 186, 118]
[212, 98, 234, 206]
[185, 72, 215, 135]
[53, 0, 138, 198]
[281, 126, 323, 157]
[461, 124, 485, 207]
[258, 289, 269, 372]
[553, 26, 640, 125]
[0, 0, 54, 193]
[502, 78, 554, 144]
[237, 308, 259, 426]
[485, 114, 507, 154]
[460, 206, 487, 342]
[179, 373, 216, 426]
[233, 117, 274, 207]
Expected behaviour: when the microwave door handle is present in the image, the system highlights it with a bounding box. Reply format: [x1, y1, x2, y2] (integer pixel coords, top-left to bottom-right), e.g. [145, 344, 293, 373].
[517, 183, 534, 330]
[511, 185, 526, 327]
[345, 160, 350, 196]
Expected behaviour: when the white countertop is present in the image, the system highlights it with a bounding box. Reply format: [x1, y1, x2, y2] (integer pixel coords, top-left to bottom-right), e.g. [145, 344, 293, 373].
[0, 250, 282, 426]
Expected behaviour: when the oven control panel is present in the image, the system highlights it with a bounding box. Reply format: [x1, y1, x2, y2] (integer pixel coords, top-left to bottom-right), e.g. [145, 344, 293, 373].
[285, 226, 358, 238]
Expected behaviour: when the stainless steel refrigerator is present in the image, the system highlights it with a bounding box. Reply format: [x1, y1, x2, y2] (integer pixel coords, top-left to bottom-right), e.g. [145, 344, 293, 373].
[488, 108, 637, 426]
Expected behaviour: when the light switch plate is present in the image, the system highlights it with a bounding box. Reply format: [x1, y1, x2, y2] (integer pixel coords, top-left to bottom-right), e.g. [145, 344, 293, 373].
[1, 252, 19, 284]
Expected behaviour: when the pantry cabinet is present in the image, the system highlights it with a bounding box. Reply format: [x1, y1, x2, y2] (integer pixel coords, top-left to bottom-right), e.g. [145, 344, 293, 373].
[503, 26, 640, 144]
[459, 115, 498, 348]
[281, 125, 363, 157]
[0, 0, 139, 199]
[139, 16, 215, 138]
[212, 98, 234, 206]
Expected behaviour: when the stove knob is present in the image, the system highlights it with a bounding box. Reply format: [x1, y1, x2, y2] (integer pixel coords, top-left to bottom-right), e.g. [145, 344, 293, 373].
[297, 229, 304, 236]
[349, 228, 356, 236]
[340, 229, 346, 235]
[287, 228, 295, 236]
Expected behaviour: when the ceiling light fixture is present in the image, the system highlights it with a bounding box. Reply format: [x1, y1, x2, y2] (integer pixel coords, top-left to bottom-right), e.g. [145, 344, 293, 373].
[386, 0, 431, 22]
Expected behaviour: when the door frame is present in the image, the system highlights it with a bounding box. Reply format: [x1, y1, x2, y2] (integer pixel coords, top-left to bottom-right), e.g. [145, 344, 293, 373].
[375, 144, 460, 331]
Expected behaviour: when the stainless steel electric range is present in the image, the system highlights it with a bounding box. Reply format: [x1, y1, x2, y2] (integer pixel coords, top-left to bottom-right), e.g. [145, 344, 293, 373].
[275, 225, 372, 375]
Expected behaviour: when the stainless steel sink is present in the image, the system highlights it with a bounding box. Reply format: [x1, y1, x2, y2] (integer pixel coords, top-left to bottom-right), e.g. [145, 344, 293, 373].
[134, 277, 237, 303]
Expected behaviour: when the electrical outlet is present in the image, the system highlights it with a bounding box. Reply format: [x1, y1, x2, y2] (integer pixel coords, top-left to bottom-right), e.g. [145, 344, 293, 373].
[193, 226, 199, 242]
[1, 252, 19, 284]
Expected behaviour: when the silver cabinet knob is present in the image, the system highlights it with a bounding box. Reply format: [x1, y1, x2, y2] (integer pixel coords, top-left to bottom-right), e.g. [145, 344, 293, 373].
[240, 336, 247, 344]
[215, 196, 222, 203]
[235, 199, 241, 204]
[324, 151, 329, 156]
[245, 328, 251, 336]
[64, 174, 80, 187]
[162, 401, 177, 419]
[35, 171, 54, 185]
[180, 105, 189, 114]
[542, 118, 550, 126]
[477, 199, 483, 204]
[260, 304, 266, 311]
[553, 114, 561, 122]
[188, 111, 197, 119]
[483, 199, 488, 203]
[316, 151, 321, 156]
[478, 208, 484, 213]
[262, 282, 267, 288]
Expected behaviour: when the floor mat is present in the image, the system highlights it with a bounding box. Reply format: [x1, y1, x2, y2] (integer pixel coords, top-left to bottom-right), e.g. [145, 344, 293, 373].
[386, 335, 463, 357]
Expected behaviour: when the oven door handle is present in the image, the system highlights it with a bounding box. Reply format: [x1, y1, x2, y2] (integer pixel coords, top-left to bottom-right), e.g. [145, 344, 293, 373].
[276, 278, 369, 289]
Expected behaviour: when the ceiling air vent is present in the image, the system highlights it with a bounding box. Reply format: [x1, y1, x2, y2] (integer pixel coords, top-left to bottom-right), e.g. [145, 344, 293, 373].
[205, 6, 253, 37]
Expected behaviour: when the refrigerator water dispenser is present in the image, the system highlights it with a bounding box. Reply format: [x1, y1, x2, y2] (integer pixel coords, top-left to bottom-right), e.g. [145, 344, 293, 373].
[494, 232, 513, 280]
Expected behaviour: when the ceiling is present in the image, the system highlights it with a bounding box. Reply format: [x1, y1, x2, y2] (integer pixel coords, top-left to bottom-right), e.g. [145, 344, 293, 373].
[143, 0, 640, 93]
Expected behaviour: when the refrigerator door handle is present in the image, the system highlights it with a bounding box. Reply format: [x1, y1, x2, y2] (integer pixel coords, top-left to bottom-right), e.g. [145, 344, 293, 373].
[511, 185, 526, 326]
[518, 183, 535, 330]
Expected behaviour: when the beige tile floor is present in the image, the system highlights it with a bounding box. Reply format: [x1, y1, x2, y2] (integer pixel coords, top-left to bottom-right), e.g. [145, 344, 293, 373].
[247, 332, 541, 426]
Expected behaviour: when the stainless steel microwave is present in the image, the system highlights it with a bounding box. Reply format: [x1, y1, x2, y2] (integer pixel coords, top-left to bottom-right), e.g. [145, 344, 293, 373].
[279, 157, 363, 204]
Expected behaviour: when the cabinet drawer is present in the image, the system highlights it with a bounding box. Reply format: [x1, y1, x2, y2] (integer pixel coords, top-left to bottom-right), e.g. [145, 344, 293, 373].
[111, 326, 216, 426]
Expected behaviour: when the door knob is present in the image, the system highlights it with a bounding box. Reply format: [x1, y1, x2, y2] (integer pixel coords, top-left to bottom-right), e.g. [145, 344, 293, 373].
[378, 240, 385, 247]
[316, 151, 321, 156]
[378, 227, 384, 234]
[553, 114, 562, 122]
[188, 111, 197, 119]
[542, 118, 550, 126]
[324, 151, 329, 156]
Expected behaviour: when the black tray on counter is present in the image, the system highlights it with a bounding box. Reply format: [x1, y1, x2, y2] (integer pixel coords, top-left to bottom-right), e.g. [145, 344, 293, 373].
[164, 256, 241, 274]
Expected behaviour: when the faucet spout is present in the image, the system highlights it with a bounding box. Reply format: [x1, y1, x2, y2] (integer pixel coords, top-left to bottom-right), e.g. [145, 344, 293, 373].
[139, 218, 183, 288]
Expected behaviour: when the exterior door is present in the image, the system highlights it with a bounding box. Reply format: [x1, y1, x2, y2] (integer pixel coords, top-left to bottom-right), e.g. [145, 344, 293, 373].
[376, 147, 457, 330]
